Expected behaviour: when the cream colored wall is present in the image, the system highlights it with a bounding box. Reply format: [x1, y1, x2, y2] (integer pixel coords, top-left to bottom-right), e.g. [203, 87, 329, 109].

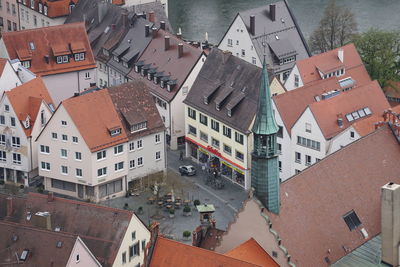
[38, 104, 93, 185]
[270, 77, 286, 95]
[284, 64, 303, 91]
[66, 237, 101, 267]
[18, 4, 66, 30]
[113, 214, 150, 267]
[215, 199, 290, 267]
[328, 125, 361, 154]
[0, 60, 21, 92]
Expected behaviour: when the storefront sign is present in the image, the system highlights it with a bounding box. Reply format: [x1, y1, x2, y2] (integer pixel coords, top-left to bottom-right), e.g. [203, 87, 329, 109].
[233, 167, 244, 175]
[198, 147, 208, 155]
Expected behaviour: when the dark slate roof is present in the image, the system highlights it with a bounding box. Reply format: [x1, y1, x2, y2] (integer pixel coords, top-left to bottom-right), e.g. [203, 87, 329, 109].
[0, 193, 137, 267]
[106, 17, 153, 76]
[184, 48, 273, 134]
[236, 0, 310, 73]
[127, 29, 203, 102]
[107, 81, 165, 140]
[129, 1, 172, 33]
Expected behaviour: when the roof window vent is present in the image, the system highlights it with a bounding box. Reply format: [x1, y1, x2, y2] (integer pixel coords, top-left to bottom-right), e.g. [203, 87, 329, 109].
[20, 249, 29, 262]
[321, 90, 340, 100]
[56, 241, 63, 248]
[12, 234, 18, 242]
[29, 42, 35, 50]
[109, 127, 121, 136]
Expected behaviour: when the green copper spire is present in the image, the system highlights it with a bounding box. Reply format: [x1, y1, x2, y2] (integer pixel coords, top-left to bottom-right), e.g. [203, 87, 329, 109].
[251, 56, 279, 135]
[251, 55, 280, 214]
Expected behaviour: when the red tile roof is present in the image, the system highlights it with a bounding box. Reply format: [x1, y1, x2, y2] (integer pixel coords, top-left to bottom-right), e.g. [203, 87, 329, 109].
[127, 29, 203, 102]
[2, 23, 96, 76]
[309, 80, 390, 139]
[19, 0, 79, 18]
[266, 124, 400, 266]
[0, 192, 135, 267]
[6, 77, 54, 137]
[224, 238, 279, 267]
[150, 236, 261, 267]
[62, 89, 128, 152]
[296, 44, 364, 85]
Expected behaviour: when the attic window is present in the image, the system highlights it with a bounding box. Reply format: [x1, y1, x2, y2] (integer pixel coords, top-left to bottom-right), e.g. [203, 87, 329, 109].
[74, 53, 85, 61]
[343, 210, 361, 231]
[56, 241, 63, 248]
[131, 121, 147, 133]
[56, 55, 69, 64]
[24, 117, 30, 129]
[20, 249, 29, 262]
[204, 96, 209, 105]
[38, 2, 43, 13]
[43, 4, 48, 15]
[110, 128, 121, 136]
[345, 107, 372, 122]
[29, 42, 35, 50]
[123, 61, 129, 68]
[113, 55, 120, 62]
[22, 61, 30, 68]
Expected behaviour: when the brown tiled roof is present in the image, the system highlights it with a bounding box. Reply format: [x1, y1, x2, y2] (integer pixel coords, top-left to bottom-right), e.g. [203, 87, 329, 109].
[62, 89, 128, 152]
[18, 0, 79, 18]
[273, 65, 373, 137]
[108, 81, 165, 139]
[296, 44, 364, 85]
[150, 236, 261, 267]
[224, 238, 279, 267]
[6, 77, 54, 137]
[0, 221, 77, 266]
[0, 58, 7, 76]
[2, 23, 96, 76]
[0, 193, 135, 267]
[266, 124, 400, 266]
[127, 29, 203, 102]
[309, 80, 390, 139]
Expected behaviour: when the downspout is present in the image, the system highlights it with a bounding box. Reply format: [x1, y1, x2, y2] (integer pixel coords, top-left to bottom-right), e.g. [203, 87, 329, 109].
[29, 136, 33, 182]
[77, 71, 81, 93]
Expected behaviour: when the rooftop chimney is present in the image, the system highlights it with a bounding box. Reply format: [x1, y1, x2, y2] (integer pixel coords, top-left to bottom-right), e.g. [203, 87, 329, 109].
[178, 43, 184, 58]
[160, 20, 166, 30]
[98, 1, 108, 23]
[32, 212, 52, 231]
[269, 4, 276, 21]
[122, 12, 128, 29]
[164, 36, 170, 51]
[250, 15, 256, 36]
[148, 11, 155, 23]
[145, 24, 150, 37]
[381, 182, 400, 267]
[177, 27, 182, 39]
[151, 27, 158, 38]
[48, 192, 54, 202]
[338, 48, 344, 63]
[6, 197, 12, 217]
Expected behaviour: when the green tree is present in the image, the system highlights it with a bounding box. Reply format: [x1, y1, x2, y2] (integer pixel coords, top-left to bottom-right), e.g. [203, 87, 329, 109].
[309, 0, 357, 54]
[353, 29, 400, 88]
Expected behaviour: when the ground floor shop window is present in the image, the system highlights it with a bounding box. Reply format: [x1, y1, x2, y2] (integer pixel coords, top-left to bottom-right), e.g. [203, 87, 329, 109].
[51, 179, 76, 192]
[99, 179, 122, 198]
[190, 144, 198, 159]
[199, 150, 209, 163]
[234, 171, 245, 186]
[221, 163, 232, 179]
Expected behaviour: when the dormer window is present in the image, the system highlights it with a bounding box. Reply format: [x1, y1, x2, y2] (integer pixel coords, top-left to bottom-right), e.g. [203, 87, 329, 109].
[160, 80, 165, 88]
[69, 3, 75, 13]
[135, 65, 140, 73]
[102, 49, 109, 56]
[204, 96, 209, 105]
[21, 61, 30, 68]
[153, 76, 159, 84]
[113, 55, 120, 62]
[122, 61, 128, 68]
[56, 55, 69, 64]
[141, 67, 149, 77]
[24, 117, 30, 129]
[147, 72, 152, 80]
[110, 128, 121, 136]
[38, 2, 43, 13]
[30, 0, 34, 9]
[74, 53, 85, 61]
[43, 4, 48, 15]
[131, 121, 147, 133]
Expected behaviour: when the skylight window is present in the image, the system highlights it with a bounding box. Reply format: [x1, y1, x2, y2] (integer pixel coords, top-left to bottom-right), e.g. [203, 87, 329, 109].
[343, 210, 361, 231]
[364, 107, 372, 115]
[351, 111, 359, 120]
[20, 249, 29, 261]
[29, 42, 35, 50]
[345, 107, 372, 122]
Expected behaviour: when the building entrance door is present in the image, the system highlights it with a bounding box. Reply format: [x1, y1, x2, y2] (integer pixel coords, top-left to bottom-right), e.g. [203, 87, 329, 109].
[78, 184, 84, 198]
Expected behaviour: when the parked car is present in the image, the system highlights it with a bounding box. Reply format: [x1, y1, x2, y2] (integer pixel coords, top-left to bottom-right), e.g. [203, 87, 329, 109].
[179, 165, 196, 176]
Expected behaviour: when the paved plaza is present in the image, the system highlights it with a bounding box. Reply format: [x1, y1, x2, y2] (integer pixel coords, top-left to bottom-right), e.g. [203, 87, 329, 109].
[102, 148, 248, 244]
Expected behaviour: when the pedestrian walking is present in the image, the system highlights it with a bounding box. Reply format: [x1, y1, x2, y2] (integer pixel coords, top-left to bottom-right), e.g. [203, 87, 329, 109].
[179, 150, 183, 161]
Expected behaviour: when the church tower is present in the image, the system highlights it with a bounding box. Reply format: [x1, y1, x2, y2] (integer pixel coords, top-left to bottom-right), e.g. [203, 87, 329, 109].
[251, 55, 280, 214]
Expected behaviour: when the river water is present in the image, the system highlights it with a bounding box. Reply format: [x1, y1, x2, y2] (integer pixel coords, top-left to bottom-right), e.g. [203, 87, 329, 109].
[168, 0, 400, 44]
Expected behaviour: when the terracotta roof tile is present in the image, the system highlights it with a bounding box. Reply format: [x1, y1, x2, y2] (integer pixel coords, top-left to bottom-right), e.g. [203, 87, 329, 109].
[127, 29, 203, 102]
[309, 80, 390, 139]
[266, 125, 400, 266]
[296, 44, 364, 85]
[108, 81, 165, 139]
[224, 238, 279, 267]
[62, 89, 128, 152]
[150, 236, 261, 267]
[6, 77, 54, 137]
[0, 192, 135, 267]
[2, 23, 96, 76]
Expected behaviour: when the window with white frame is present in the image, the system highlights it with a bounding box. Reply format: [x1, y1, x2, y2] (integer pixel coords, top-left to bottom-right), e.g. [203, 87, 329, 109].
[156, 151, 161, 160]
[235, 132, 244, 145]
[211, 137, 220, 149]
[85, 72, 90, 79]
[61, 120, 67, 126]
[41, 161, 50, 170]
[306, 155, 311, 166]
[131, 121, 147, 132]
[129, 142, 134, 151]
[235, 150, 244, 161]
[10, 117, 15, 127]
[12, 153, 21, 164]
[75, 152, 82, 160]
[137, 140, 143, 149]
[40, 145, 50, 154]
[137, 157, 143, 166]
[252, 57, 256, 65]
[72, 136, 78, 143]
[0, 115, 5, 125]
[52, 132, 57, 139]
[295, 152, 301, 163]
[227, 39, 233, 47]
[61, 165, 68, 175]
[62, 134, 68, 141]
[74, 53, 85, 61]
[0, 135, 5, 145]
[305, 123, 311, 133]
[0, 151, 6, 162]
[114, 161, 124, 171]
[97, 167, 107, 177]
[61, 149, 67, 158]
[129, 160, 135, 169]
[114, 144, 123, 155]
[12, 137, 20, 147]
[155, 134, 161, 143]
[97, 150, 106, 160]
[4, 105, 9, 112]
[76, 168, 82, 177]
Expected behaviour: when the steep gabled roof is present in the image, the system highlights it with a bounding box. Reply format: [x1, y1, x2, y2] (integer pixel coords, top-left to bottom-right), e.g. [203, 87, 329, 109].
[309, 80, 390, 139]
[108, 81, 165, 139]
[265, 125, 400, 266]
[127, 29, 203, 102]
[224, 238, 279, 267]
[296, 44, 364, 85]
[0, 192, 137, 267]
[184, 48, 272, 134]
[2, 23, 96, 76]
[6, 77, 54, 137]
[18, 0, 78, 18]
[62, 89, 128, 152]
[150, 236, 261, 267]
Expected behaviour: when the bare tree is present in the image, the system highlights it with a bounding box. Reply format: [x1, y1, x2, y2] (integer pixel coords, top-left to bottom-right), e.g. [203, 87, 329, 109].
[309, 0, 357, 54]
